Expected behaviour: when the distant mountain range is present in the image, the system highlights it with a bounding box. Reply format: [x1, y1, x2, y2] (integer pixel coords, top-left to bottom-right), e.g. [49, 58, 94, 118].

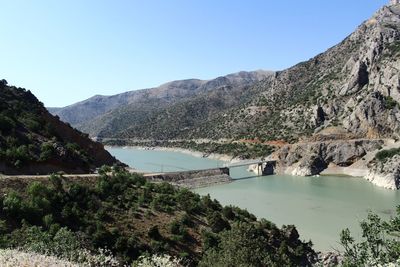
[51, 4, 400, 143]
[48, 70, 273, 139]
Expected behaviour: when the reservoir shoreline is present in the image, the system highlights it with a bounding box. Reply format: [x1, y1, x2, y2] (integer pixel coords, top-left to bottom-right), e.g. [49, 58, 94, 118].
[105, 145, 368, 180]
[105, 145, 244, 164]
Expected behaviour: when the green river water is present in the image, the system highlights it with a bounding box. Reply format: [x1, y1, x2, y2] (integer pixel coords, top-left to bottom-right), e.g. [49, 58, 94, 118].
[107, 147, 400, 252]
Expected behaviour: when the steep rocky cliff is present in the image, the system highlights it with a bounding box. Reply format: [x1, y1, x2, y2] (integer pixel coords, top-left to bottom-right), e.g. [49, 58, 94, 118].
[366, 154, 400, 189]
[255, 4, 400, 189]
[0, 80, 120, 174]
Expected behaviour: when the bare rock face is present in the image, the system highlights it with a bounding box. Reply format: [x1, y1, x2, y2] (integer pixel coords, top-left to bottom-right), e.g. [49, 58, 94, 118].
[342, 92, 400, 139]
[366, 155, 400, 189]
[312, 106, 326, 127]
[273, 139, 384, 176]
[339, 60, 369, 96]
[291, 155, 327, 176]
[317, 252, 343, 267]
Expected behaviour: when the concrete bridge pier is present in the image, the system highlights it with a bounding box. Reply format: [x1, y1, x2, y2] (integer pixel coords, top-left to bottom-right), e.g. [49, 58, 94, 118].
[248, 161, 276, 176]
[262, 161, 276, 175]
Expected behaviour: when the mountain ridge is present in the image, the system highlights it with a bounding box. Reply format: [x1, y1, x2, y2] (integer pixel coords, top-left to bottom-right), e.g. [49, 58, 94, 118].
[49, 70, 273, 129]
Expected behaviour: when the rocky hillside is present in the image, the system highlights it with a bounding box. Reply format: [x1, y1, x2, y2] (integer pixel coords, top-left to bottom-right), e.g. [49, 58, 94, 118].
[0, 80, 119, 174]
[240, 3, 400, 189]
[49, 70, 273, 138]
[187, 4, 400, 142]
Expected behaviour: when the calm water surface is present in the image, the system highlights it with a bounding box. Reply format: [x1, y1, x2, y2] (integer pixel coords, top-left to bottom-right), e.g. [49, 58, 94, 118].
[107, 147, 400, 251]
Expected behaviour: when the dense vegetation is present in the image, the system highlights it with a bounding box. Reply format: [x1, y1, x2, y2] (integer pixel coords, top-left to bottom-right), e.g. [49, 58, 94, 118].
[340, 206, 400, 266]
[0, 80, 62, 167]
[375, 147, 400, 162]
[0, 167, 316, 266]
[0, 80, 117, 174]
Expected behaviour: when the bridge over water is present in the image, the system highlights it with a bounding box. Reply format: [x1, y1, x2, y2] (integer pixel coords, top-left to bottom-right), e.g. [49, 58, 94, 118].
[223, 159, 277, 176]
[135, 159, 277, 179]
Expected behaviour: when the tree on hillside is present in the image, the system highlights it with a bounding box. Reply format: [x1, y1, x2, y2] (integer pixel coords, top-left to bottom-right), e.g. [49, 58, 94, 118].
[340, 206, 400, 266]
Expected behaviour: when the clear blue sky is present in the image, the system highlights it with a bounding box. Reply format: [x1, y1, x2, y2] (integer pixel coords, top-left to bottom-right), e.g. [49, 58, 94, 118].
[0, 0, 388, 107]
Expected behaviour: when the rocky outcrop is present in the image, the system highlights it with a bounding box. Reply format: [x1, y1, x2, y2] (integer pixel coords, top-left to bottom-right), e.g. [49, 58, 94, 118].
[342, 92, 400, 139]
[272, 139, 384, 176]
[365, 155, 400, 189]
[291, 155, 327, 176]
[272, 137, 400, 190]
[317, 252, 343, 267]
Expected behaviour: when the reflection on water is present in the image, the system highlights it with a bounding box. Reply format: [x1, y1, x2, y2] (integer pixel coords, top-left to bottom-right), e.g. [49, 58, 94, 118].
[107, 147, 400, 251]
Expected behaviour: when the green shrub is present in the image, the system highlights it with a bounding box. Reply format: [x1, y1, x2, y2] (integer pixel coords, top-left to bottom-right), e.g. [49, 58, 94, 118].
[150, 194, 175, 212]
[180, 213, 193, 227]
[201, 230, 219, 250]
[39, 142, 55, 161]
[0, 220, 7, 234]
[2, 191, 25, 218]
[385, 96, 399, 109]
[3, 145, 33, 166]
[340, 207, 400, 266]
[176, 188, 201, 213]
[222, 206, 235, 220]
[6, 225, 85, 262]
[0, 114, 15, 133]
[92, 222, 114, 248]
[169, 219, 190, 242]
[148, 225, 162, 240]
[21, 116, 41, 131]
[199, 223, 273, 267]
[207, 212, 230, 233]
[375, 148, 400, 162]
